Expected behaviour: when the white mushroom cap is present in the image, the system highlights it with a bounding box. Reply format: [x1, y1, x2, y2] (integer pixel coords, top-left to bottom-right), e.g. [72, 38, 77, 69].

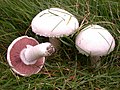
[75, 25, 115, 56]
[31, 8, 79, 37]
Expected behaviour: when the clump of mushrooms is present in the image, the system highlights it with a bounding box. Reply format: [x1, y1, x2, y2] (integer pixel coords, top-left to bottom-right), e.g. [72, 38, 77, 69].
[75, 24, 115, 68]
[31, 8, 79, 49]
[7, 36, 55, 76]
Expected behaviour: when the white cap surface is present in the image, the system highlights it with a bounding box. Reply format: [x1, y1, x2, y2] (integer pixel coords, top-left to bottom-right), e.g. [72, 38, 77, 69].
[31, 8, 79, 37]
[75, 25, 115, 56]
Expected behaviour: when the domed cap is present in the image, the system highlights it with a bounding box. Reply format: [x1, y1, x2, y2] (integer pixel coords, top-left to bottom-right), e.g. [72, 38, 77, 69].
[75, 25, 115, 56]
[31, 8, 79, 37]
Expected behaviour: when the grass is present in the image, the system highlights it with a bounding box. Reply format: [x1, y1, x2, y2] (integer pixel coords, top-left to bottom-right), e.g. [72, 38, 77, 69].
[0, 0, 120, 90]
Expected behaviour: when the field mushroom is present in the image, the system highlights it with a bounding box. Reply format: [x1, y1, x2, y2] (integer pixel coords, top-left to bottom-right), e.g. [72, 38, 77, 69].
[75, 25, 115, 67]
[31, 8, 79, 49]
[7, 36, 55, 76]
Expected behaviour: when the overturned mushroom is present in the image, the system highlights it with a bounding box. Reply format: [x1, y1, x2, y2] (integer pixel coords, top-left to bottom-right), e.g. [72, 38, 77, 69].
[7, 36, 55, 76]
[75, 25, 115, 67]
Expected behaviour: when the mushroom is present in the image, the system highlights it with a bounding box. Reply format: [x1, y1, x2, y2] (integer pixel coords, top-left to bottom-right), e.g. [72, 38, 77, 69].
[7, 36, 55, 76]
[75, 25, 115, 67]
[31, 8, 79, 49]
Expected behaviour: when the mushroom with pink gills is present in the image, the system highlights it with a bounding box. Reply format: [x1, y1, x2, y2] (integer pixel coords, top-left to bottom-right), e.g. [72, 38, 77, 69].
[75, 24, 115, 67]
[7, 36, 55, 76]
[31, 8, 79, 49]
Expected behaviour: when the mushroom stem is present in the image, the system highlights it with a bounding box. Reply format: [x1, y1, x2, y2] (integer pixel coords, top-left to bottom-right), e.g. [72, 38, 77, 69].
[49, 37, 61, 51]
[20, 42, 55, 65]
[90, 56, 101, 68]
